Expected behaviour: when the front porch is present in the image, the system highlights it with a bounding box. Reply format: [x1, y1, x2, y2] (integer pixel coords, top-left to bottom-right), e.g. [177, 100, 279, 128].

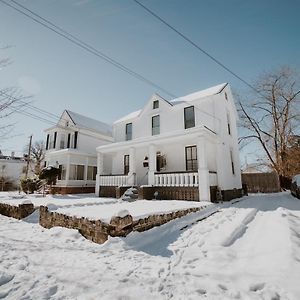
[96, 131, 219, 201]
[97, 170, 218, 201]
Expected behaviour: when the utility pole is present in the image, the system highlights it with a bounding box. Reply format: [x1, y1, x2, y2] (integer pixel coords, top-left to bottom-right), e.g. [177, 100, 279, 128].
[25, 135, 33, 179]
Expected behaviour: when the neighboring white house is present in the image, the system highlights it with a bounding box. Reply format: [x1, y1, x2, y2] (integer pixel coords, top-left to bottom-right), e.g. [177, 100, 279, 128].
[0, 152, 26, 190]
[44, 110, 113, 193]
[96, 83, 242, 202]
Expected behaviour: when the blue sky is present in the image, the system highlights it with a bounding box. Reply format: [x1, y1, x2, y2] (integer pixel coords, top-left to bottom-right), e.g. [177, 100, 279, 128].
[0, 0, 299, 164]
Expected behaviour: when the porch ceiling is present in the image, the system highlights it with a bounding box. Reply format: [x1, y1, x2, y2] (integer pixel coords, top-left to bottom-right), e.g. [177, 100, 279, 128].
[97, 125, 218, 153]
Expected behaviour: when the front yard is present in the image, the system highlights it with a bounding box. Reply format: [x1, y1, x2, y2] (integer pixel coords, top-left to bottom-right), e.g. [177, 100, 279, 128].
[0, 192, 300, 299]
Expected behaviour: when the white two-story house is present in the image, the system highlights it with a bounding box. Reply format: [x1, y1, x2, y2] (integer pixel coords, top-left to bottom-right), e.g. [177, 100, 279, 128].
[44, 110, 113, 193]
[96, 83, 242, 202]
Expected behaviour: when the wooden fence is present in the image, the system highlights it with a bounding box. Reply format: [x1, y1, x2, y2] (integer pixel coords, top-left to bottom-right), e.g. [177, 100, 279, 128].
[242, 172, 280, 193]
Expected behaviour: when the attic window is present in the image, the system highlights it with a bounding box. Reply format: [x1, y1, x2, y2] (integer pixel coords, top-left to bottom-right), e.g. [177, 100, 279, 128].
[153, 100, 159, 109]
[66, 121, 69, 127]
[225, 92, 228, 100]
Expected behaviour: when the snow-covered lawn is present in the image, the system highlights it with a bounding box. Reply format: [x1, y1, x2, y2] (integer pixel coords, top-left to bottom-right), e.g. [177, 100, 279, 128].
[0, 192, 210, 222]
[1, 192, 300, 299]
[0, 192, 117, 208]
[55, 200, 210, 222]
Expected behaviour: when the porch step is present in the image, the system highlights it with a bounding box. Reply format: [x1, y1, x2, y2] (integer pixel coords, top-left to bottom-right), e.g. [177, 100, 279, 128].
[122, 187, 139, 202]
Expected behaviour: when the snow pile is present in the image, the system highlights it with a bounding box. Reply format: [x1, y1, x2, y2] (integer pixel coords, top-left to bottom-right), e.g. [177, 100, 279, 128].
[0, 192, 300, 299]
[113, 209, 130, 218]
[292, 174, 300, 186]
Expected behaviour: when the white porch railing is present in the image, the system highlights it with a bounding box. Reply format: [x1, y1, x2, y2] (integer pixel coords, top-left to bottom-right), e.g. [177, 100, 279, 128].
[99, 175, 129, 186]
[154, 172, 198, 187]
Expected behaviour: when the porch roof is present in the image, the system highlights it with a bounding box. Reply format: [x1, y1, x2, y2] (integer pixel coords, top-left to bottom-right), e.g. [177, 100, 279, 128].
[45, 148, 96, 158]
[97, 125, 218, 153]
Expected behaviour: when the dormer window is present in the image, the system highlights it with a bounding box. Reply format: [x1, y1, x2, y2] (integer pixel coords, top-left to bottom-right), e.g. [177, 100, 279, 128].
[153, 100, 159, 109]
[126, 123, 132, 141]
[184, 106, 195, 129]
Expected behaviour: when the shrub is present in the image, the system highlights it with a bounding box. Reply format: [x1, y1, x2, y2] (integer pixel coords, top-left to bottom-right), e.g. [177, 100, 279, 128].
[20, 177, 42, 194]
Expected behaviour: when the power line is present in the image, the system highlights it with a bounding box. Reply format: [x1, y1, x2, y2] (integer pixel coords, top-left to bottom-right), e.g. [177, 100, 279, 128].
[0, 0, 223, 125]
[0, 0, 177, 98]
[133, 0, 260, 94]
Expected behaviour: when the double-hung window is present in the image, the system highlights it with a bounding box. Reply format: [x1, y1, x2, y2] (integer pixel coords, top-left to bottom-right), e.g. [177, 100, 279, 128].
[185, 146, 198, 171]
[184, 106, 195, 129]
[124, 155, 130, 175]
[126, 123, 132, 141]
[152, 115, 160, 135]
[153, 100, 159, 109]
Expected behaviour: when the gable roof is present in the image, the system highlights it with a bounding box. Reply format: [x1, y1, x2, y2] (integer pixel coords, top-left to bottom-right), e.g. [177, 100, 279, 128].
[64, 110, 112, 136]
[114, 83, 228, 123]
[170, 83, 228, 105]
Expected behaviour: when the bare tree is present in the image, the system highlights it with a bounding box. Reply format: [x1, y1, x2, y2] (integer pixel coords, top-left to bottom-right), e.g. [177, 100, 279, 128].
[239, 67, 300, 181]
[0, 50, 30, 140]
[27, 140, 45, 175]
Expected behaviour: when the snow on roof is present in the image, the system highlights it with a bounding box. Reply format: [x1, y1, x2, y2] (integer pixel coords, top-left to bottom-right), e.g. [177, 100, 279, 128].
[65, 110, 112, 136]
[114, 109, 142, 124]
[114, 83, 228, 123]
[170, 83, 228, 104]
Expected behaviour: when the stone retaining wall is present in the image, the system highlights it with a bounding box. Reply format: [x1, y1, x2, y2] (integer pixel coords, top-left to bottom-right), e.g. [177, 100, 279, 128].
[0, 203, 35, 219]
[39, 205, 203, 244]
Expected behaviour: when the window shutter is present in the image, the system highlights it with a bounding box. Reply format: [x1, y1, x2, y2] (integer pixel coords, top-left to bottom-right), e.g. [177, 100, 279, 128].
[46, 134, 49, 150]
[53, 132, 57, 149]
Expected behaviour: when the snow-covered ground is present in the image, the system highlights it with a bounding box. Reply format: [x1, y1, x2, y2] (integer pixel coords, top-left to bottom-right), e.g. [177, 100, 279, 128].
[0, 192, 117, 208]
[1, 192, 300, 299]
[0, 192, 210, 222]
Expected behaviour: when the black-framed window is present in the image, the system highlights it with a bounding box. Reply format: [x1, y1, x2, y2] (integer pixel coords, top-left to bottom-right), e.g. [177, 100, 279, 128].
[153, 100, 159, 109]
[126, 123, 132, 141]
[124, 155, 130, 175]
[67, 133, 71, 148]
[74, 131, 78, 149]
[227, 113, 231, 135]
[184, 106, 195, 129]
[185, 145, 198, 171]
[152, 115, 160, 135]
[230, 150, 235, 175]
[46, 134, 49, 150]
[87, 166, 97, 180]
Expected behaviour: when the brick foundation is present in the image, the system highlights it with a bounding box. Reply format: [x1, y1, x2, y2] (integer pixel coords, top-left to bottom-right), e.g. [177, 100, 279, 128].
[138, 186, 199, 201]
[0, 203, 35, 219]
[52, 186, 95, 195]
[39, 205, 203, 244]
[99, 186, 117, 198]
[98, 185, 243, 202]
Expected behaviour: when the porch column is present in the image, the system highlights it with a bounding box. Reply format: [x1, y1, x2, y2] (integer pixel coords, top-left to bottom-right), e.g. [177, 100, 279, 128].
[148, 144, 156, 186]
[128, 147, 136, 186]
[197, 137, 210, 201]
[95, 152, 103, 196]
[65, 154, 71, 184]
